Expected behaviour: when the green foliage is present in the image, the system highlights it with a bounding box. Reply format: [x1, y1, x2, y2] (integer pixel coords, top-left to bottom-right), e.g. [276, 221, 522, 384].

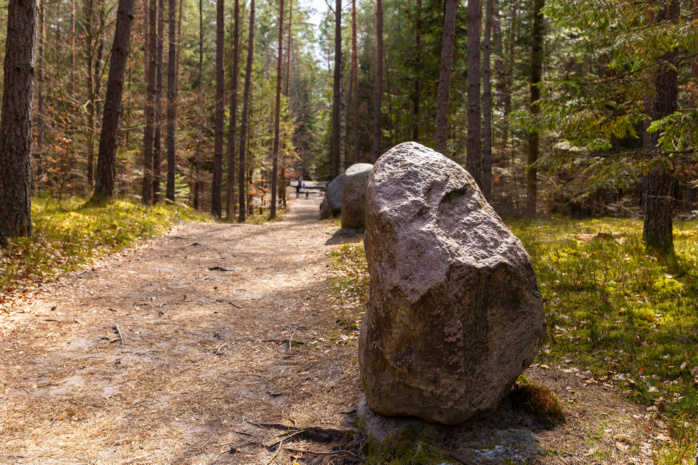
[511, 376, 565, 427]
[510, 217, 698, 419]
[328, 242, 369, 330]
[0, 197, 210, 293]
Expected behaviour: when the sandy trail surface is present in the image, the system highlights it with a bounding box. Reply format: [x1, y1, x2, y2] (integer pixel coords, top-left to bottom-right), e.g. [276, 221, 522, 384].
[1, 194, 362, 464]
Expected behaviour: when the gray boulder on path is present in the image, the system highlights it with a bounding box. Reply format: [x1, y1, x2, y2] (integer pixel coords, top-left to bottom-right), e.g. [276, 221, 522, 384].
[359, 142, 545, 425]
[340, 163, 373, 229]
[319, 173, 345, 219]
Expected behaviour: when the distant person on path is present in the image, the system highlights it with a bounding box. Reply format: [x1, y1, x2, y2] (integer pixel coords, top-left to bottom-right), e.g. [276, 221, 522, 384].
[295, 179, 302, 198]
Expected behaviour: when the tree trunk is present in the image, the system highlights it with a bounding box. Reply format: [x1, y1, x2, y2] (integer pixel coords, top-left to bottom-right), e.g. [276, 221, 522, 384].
[226, 0, 240, 220]
[373, 0, 383, 161]
[142, 0, 158, 205]
[482, 0, 493, 199]
[503, 0, 517, 149]
[165, 0, 177, 202]
[194, 0, 203, 210]
[270, 0, 284, 219]
[0, 0, 37, 238]
[212, 0, 225, 217]
[411, 0, 421, 142]
[239, 0, 255, 222]
[285, 0, 292, 96]
[92, 0, 135, 202]
[643, 0, 679, 254]
[434, 0, 457, 155]
[466, 0, 482, 187]
[330, 0, 342, 180]
[351, 0, 359, 163]
[36, 0, 45, 192]
[492, 0, 505, 135]
[153, 0, 164, 202]
[526, 0, 544, 216]
[340, 63, 346, 173]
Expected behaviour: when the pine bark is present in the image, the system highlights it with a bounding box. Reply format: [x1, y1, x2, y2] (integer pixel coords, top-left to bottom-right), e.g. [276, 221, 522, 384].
[285, 0, 292, 96]
[373, 0, 383, 161]
[92, 0, 135, 202]
[411, 0, 421, 142]
[212, 0, 225, 217]
[0, 0, 37, 238]
[142, 0, 158, 205]
[194, 0, 203, 210]
[153, 0, 165, 202]
[482, 0, 494, 199]
[239, 0, 255, 222]
[526, 0, 544, 215]
[503, 0, 517, 148]
[643, 0, 679, 254]
[330, 0, 342, 180]
[165, 0, 177, 202]
[351, 0, 359, 163]
[36, 0, 45, 192]
[226, 0, 241, 220]
[270, 0, 284, 219]
[466, 0, 482, 187]
[434, 0, 457, 155]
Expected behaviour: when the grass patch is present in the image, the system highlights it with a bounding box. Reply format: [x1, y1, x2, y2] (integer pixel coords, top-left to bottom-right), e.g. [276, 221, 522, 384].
[510, 376, 565, 427]
[509, 217, 698, 418]
[0, 196, 210, 296]
[327, 243, 369, 331]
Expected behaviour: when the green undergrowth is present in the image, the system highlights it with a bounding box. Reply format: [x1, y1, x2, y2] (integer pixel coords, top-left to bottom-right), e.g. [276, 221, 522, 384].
[511, 376, 566, 427]
[0, 196, 210, 295]
[328, 216, 698, 461]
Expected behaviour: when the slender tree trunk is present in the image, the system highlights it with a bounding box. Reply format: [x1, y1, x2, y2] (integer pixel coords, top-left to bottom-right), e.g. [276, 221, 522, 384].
[492, 0, 505, 135]
[340, 64, 346, 172]
[0, 0, 37, 238]
[226, 0, 240, 220]
[92, 0, 135, 202]
[526, 0, 544, 215]
[36, 0, 45, 192]
[466, 0, 482, 187]
[434, 0, 457, 155]
[142, 0, 158, 205]
[194, 0, 204, 209]
[85, 0, 96, 188]
[643, 0, 679, 254]
[411, 0, 421, 142]
[212, 0, 225, 217]
[351, 0, 359, 163]
[153, 0, 164, 202]
[285, 0, 292, 96]
[239, 0, 255, 222]
[482, 0, 494, 199]
[503, 0, 517, 149]
[270, 0, 284, 219]
[165, 0, 177, 202]
[331, 0, 342, 179]
[373, 0, 383, 161]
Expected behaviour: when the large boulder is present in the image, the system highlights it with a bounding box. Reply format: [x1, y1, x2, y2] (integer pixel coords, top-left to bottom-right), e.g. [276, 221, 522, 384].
[340, 163, 373, 229]
[359, 142, 545, 425]
[319, 173, 345, 220]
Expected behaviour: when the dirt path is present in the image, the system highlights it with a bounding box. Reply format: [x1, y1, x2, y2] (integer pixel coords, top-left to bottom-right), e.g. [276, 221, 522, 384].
[1, 194, 362, 464]
[0, 194, 671, 465]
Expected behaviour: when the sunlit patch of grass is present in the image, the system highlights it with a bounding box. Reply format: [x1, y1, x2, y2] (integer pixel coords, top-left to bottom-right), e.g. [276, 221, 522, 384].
[0, 196, 211, 295]
[327, 243, 369, 331]
[509, 217, 698, 425]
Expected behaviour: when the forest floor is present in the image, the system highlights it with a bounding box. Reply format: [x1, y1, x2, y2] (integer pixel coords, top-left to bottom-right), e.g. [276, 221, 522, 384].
[0, 193, 677, 464]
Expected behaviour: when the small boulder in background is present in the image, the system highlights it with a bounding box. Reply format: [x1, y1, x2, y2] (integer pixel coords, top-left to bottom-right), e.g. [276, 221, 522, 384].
[340, 163, 373, 229]
[319, 173, 345, 219]
[359, 142, 545, 425]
